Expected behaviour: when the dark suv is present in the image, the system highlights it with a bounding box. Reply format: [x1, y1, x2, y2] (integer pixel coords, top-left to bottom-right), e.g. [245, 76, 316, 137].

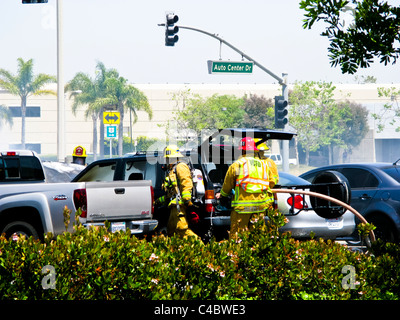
[72, 129, 296, 240]
[300, 163, 400, 243]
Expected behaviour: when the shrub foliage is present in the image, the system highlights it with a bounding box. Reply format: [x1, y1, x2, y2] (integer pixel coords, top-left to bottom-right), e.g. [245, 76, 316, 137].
[0, 209, 399, 300]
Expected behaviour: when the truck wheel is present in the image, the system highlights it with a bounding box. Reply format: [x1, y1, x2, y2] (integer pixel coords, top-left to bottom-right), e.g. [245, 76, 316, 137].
[2, 221, 40, 240]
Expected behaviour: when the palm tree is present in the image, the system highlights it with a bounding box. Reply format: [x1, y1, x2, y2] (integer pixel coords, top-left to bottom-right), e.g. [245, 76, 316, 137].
[65, 62, 118, 160]
[0, 105, 13, 129]
[100, 75, 152, 156]
[0, 58, 56, 148]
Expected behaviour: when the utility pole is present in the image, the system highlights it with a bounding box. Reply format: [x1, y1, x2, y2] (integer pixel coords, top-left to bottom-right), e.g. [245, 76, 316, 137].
[159, 22, 291, 171]
[57, 0, 65, 162]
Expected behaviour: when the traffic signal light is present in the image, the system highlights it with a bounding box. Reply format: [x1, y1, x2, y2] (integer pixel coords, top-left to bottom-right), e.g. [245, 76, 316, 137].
[274, 95, 288, 129]
[165, 13, 179, 46]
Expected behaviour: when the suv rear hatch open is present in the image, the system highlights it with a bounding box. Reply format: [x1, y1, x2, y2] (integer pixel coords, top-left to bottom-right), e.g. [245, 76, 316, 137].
[197, 128, 295, 185]
[194, 128, 296, 229]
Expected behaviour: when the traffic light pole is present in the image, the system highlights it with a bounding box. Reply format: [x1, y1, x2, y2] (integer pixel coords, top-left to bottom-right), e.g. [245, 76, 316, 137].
[159, 23, 291, 171]
[281, 73, 290, 173]
[175, 25, 285, 85]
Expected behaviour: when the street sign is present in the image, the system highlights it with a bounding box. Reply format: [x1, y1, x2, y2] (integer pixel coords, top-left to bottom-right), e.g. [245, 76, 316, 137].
[106, 125, 117, 138]
[207, 60, 253, 74]
[103, 112, 120, 124]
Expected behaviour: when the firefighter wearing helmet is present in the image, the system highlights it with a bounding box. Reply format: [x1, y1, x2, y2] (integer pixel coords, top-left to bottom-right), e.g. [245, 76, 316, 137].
[72, 145, 87, 165]
[156, 145, 200, 239]
[216, 137, 275, 240]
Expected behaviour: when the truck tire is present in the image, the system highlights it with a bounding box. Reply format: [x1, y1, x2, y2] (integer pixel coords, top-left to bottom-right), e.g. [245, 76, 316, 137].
[310, 170, 351, 219]
[2, 221, 40, 240]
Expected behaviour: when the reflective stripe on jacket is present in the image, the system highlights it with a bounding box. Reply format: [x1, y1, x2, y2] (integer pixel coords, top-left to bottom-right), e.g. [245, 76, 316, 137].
[221, 154, 274, 214]
[236, 156, 270, 193]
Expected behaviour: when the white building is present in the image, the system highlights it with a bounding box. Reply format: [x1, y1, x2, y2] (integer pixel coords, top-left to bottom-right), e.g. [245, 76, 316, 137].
[0, 83, 399, 163]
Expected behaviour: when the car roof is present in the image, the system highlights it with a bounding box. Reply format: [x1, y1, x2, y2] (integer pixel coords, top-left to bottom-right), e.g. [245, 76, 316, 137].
[278, 171, 311, 186]
[300, 163, 398, 175]
[0, 150, 38, 157]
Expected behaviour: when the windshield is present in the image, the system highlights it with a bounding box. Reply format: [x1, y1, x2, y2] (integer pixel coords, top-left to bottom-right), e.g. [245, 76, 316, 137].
[278, 172, 310, 186]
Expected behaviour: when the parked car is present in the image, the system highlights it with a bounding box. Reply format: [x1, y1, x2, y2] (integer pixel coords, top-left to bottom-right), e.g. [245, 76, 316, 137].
[276, 172, 355, 240]
[0, 150, 157, 239]
[73, 128, 355, 241]
[300, 162, 400, 243]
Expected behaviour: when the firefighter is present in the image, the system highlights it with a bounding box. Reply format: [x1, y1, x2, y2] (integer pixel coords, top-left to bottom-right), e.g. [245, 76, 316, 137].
[157, 145, 200, 239]
[216, 137, 274, 240]
[72, 145, 87, 165]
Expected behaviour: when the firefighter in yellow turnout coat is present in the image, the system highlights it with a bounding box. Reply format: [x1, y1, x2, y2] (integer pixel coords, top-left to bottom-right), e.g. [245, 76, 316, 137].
[158, 145, 200, 239]
[218, 137, 275, 239]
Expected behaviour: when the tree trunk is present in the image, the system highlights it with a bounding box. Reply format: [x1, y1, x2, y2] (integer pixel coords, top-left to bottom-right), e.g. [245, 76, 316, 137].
[99, 108, 105, 158]
[328, 144, 333, 165]
[118, 102, 124, 156]
[21, 95, 27, 149]
[294, 137, 300, 168]
[92, 114, 98, 161]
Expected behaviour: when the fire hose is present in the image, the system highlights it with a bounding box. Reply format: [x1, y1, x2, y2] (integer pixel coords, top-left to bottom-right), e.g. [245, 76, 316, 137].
[272, 189, 376, 243]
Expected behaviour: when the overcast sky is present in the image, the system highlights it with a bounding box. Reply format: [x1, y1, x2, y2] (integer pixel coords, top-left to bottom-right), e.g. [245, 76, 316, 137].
[1, 0, 399, 85]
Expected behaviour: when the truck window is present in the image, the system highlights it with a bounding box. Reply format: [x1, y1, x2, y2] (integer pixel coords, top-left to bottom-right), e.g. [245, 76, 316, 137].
[125, 160, 146, 181]
[76, 161, 117, 182]
[144, 162, 157, 187]
[124, 160, 157, 187]
[0, 156, 44, 181]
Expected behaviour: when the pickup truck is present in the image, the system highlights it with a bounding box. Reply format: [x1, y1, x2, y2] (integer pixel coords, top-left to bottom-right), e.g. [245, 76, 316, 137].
[0, 150, 157, 239]
[72, 128, 355, 242]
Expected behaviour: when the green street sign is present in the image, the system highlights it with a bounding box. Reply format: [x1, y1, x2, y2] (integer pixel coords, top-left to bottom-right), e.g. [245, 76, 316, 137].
[207, 60, 253, 74]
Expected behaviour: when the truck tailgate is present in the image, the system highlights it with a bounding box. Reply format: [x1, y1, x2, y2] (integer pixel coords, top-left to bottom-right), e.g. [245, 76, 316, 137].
[85, 180, 152, 221]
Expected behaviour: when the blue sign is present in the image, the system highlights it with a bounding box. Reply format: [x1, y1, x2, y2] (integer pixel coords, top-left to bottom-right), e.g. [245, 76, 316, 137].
[106, 125, 117, 138]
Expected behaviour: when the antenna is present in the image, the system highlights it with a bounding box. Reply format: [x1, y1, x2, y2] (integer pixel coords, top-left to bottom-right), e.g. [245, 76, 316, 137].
[393, 158, 400, 165]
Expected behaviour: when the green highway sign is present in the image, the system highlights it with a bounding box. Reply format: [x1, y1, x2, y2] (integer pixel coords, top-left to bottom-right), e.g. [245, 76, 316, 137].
[207, 60, 254, 74]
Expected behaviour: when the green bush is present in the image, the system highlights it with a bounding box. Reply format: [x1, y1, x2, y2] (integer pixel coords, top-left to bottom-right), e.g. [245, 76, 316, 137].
[0, 209, 399, 300]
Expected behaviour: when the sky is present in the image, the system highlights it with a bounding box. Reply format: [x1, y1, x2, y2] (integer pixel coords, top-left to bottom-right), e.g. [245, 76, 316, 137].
[0, 0, 399, 85]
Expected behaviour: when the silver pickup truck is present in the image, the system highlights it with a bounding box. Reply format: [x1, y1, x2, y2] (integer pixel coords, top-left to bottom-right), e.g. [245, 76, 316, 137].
[0, 150, 157, 239]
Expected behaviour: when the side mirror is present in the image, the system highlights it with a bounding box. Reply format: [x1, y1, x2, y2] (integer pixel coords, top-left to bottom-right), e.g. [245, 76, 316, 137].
[310, 170, 351, 219]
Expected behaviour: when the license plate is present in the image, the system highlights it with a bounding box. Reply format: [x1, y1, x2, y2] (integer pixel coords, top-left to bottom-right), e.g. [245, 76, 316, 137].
[326, 217, 343, 229]
[111, 222, 126, 233]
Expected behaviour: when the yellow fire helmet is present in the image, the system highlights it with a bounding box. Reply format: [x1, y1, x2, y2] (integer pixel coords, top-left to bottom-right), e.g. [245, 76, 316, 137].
[72, 145, 87, 157]
[254, 138, 270, 151]
[164, 145, 183, 158]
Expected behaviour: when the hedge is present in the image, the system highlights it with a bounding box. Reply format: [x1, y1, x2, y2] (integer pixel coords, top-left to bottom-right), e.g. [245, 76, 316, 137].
[0, 208, 399, 300]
